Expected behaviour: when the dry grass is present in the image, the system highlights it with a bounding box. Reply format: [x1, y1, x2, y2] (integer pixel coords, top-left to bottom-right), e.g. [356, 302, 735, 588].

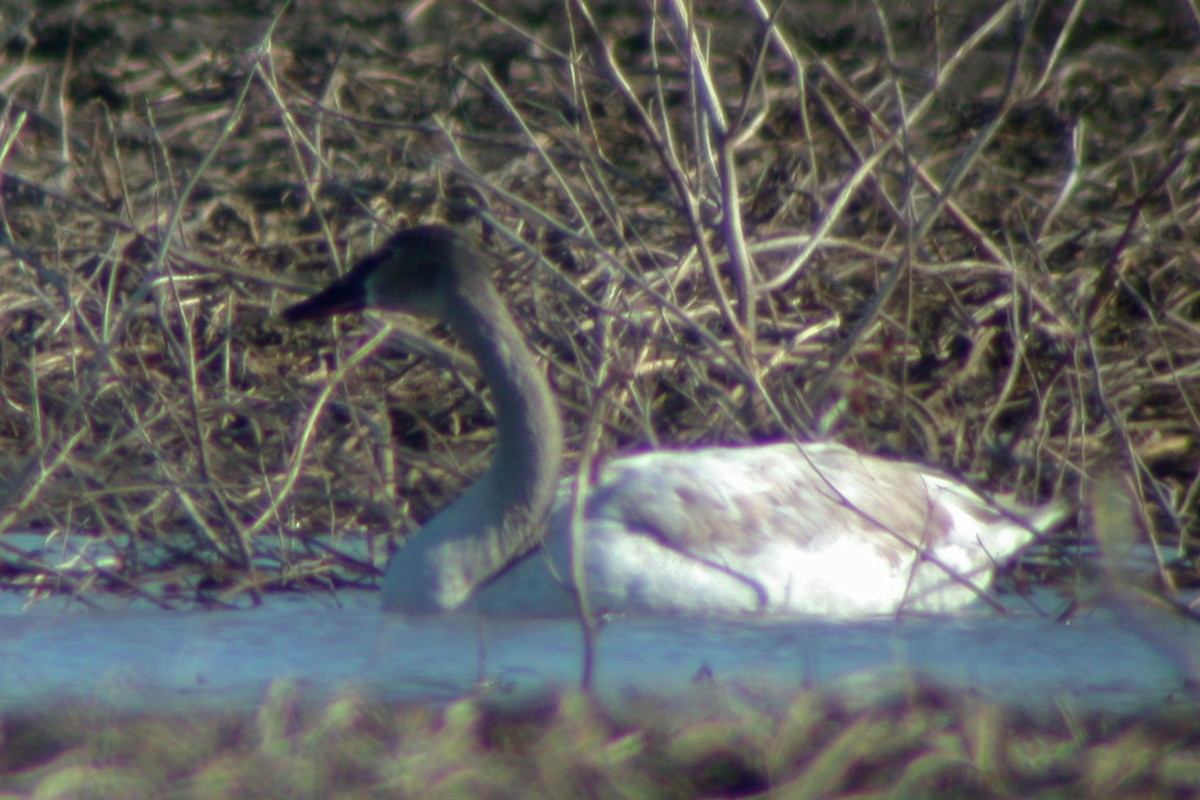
[2, 680, 1199, 799]
[1, 0, 1195, 609]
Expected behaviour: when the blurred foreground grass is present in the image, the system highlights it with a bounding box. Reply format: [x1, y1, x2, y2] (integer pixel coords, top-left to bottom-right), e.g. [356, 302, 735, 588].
[3, 680, 1199, 799]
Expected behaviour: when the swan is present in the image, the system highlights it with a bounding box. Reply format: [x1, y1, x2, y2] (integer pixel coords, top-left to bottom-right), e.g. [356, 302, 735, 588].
[284, 225, 1065, 618]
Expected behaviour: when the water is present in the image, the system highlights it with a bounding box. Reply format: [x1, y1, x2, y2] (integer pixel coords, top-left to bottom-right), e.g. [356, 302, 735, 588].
[0, 588, 1193, 716]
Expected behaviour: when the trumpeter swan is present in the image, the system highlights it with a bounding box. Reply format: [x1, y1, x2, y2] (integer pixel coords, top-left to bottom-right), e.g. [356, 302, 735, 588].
[285, 226, 1064, 617]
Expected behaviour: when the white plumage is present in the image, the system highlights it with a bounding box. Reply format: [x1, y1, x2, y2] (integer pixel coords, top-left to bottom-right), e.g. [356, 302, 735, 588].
[472, 443, 1060, 617]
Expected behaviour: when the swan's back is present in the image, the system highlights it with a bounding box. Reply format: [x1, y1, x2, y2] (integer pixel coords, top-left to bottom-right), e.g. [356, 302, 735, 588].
[471, 442, 1063, 618]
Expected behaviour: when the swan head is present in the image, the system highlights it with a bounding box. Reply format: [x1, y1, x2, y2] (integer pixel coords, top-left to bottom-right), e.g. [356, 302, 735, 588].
[283, 226, 474, 322]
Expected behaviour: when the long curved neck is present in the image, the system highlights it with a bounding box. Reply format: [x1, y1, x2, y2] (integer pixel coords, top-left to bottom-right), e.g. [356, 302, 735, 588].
[451, 272, 563, 518]
[381, 268, 563, 613]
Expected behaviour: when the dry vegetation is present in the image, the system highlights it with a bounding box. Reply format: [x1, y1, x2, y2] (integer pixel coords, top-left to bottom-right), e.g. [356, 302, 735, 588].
[0, 0, 1196, 607]
[1, 0, 1199, 794]
[3, 681, 1200, 799]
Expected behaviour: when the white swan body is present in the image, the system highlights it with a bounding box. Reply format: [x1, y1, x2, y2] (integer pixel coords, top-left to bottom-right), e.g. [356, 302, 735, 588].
[471, 443, 1061, 618]
[285, 226, 1064, 618]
